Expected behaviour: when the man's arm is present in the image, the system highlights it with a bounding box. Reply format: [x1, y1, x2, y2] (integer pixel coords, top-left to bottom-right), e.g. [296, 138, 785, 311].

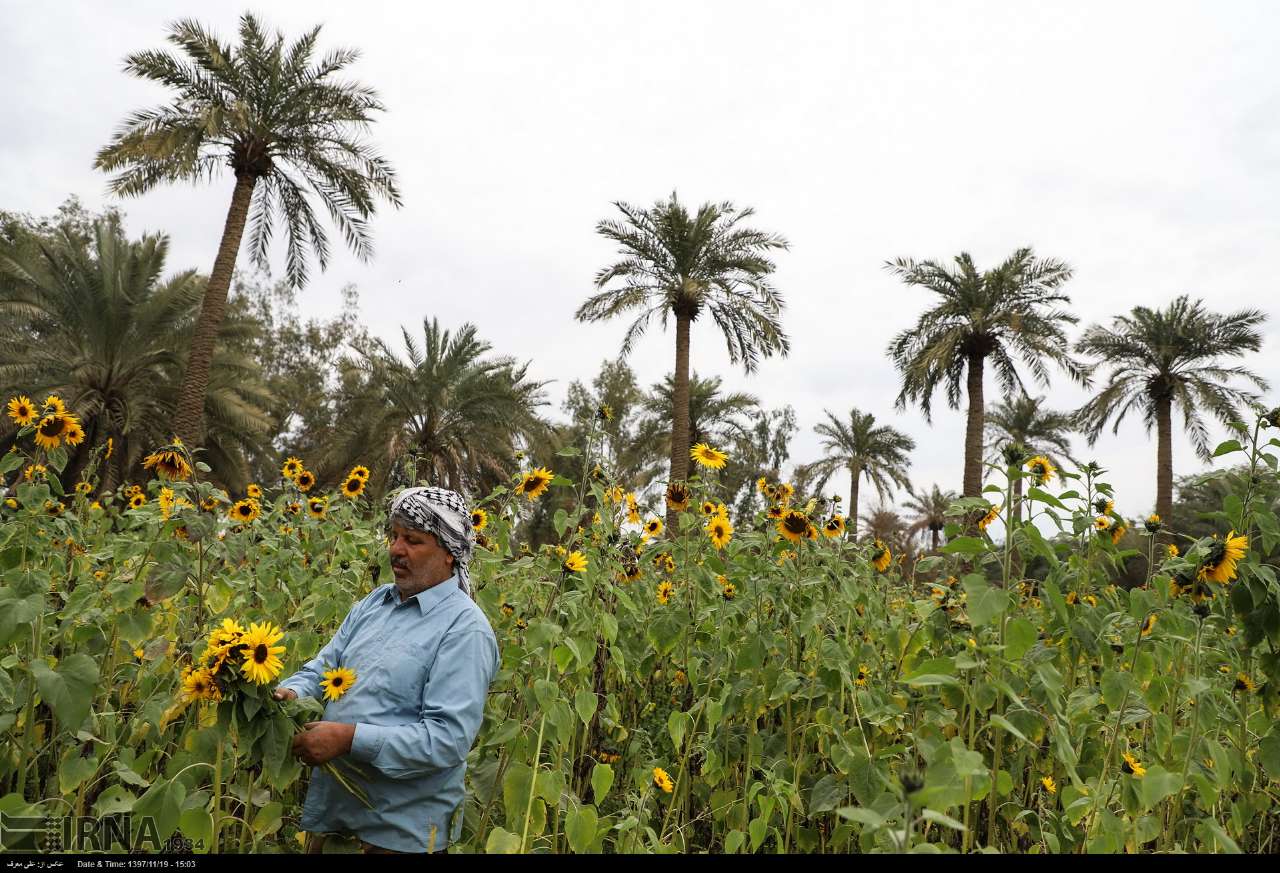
[277, 593, 369, 699]
[346, 627, 498, 780]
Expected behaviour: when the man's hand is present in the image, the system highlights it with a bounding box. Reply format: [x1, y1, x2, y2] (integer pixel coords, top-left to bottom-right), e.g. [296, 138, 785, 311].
[273, 686, 297, 702]
[292, 721, 356, 767]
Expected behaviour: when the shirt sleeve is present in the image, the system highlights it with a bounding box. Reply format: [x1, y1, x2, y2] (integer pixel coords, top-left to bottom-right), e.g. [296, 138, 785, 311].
[348, 626, 498, 779]
[278, 593, 368, 699]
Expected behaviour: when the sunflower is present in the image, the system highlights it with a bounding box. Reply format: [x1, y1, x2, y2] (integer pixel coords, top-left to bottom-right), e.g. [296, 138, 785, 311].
[246, 483, 263, 499]
[45, 500, 65, 517]
[1041, 775, 1056, 795]
[777, 483, 795, 505]
[158, 487, 176, 520]
[872, 540, 892, 573]
[349, 465, 371, 482]
[180, 666, 222, 703]
[620, 563, 642, 583]
[1144, 514, 1162, 533]
[515, 467, 554, 500]
[1025, 455, 1055, 486]
[706, 515, 733, 550]
[6, 395, 37, 427]
[766, 504, 784, 520]
[63, 418, 85, 446]
[1093, 515, 1112, 532]
[239, 622, 286, 685]
[1120, 753, 1146, 778]
[699, 500, 717, 517]
[665, 481, 691, 512]
[471, 508, 488, 531]
[777, 510, 813, 544]
[1234, 672, 1256, 694]
[229, 499, 259, 524]
[104, 437, 114, 460]
[1167, 543, 1179, 558]
[308, 496, 329, 519]
[202, 619, 247, 672]
[1198, 531, 1248, 584]
[978, 504, 1000, 531]
[74, 480, 92, 496]
[656, 580, 675, 605]
[721, 582, 736, 600]
[200, 494, 221, 512]
[284, 501, 301, 516]
[500, 602, 516, 617]
[642, 516, 664, 540]
[33, 414, 72, 450]
[295, 470, 316, 492]
[1093, 497, 1114, 516]
[625, 493, 641, 524]
[128, 493, 147, 510]
[652, 767, 674, 793]
[654, 553, 676, 574]
[340, 475, 366, 500]
[563, 551, 588, 573]
[281, 457, 304, 480]
[823, 515, 845, 538]
[855, 664, 870, 687]
[142, 444, 192, 482]
[41, 395, 66, 416]
[1110, 520, 1128, 545]
[756, 477, 769, 495]
[1139, 613, 1157, 637]
[321, 666, 358, 702]
[1065, 591, 1078, 606]
[690, 443, 728, 470]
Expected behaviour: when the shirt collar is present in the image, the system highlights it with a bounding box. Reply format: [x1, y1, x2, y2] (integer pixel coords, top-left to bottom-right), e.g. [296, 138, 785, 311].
[381, 574, 459, 615]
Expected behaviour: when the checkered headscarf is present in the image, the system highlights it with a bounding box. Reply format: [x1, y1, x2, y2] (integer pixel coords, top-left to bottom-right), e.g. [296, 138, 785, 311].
[387, 486, 474, 593]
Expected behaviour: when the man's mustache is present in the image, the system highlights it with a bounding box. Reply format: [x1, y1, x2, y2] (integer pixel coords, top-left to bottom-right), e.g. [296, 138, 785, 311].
[391, 557, 409, 569]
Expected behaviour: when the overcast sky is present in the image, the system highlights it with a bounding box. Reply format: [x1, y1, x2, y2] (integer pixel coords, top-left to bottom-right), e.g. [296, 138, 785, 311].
[4, 1, 1278, 529]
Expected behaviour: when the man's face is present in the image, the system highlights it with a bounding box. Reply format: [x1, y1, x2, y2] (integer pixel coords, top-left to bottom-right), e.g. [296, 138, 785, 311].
[388, 521, 455, 594]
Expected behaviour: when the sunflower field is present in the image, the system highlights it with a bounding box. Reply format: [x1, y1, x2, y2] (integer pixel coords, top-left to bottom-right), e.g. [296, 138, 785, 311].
[2, 395, 1280, 854]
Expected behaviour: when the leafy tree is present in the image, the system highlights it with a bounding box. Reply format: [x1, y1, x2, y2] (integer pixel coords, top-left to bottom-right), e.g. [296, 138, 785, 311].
[799, 409, 914, 537]
[720, 405, 798, 522]
[886, 249, 1083, 498]
[576, 192, 789, 503]
[0, 214, 270, 489]
[94, 13, 401, 446]
[903, 484, 958, 553]
[1075, 296, 1267, 521]
[637, 372, 759, 473]
[564, 360, 662, 494]
[984, 394, 1079, 523]
[324, 318, 548, 497]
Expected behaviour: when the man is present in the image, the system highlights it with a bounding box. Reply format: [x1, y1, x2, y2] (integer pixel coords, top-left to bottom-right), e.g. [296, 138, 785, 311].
[273, 486, 499, 854]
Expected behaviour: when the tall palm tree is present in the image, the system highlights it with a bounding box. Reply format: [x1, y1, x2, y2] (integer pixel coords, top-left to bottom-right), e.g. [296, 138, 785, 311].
[637, 372, 760, 463]
[799, 409, 914, 537]
[903, 485, 958, 553]
[326, 318, 548, 496]
[886, 248, 1084, 498]
[94, 14, 401, 447]
[576, 192, 789, 500]
[984, 394, 1080, 523]
[0, 217, 271, 488]
[1075, 296, 1267, 521]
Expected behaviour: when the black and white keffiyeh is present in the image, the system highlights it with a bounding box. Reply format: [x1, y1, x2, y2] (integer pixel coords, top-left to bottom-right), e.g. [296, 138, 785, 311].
[387, 486, 474, 593]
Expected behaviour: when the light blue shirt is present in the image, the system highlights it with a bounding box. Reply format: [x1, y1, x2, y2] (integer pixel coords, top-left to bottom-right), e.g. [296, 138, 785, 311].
[280, 576, 498, 852]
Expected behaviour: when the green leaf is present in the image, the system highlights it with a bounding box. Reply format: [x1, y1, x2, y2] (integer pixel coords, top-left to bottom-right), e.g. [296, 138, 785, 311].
[93, 786, 137, 817]
[553, 509, 569, 538]
[668, 709, 688, 751]
[178, 808, 213, 853]
[590, 763, 614, 803]
[943, 536, 988, 555]
[485, 827, 523, 854]
[574, 688, 598, 725]
[1138, 766, 1181, 810]
[58, 752, 98, 794]
[132, 777, 185, 845]
[564, 805, 599, 853]
[1212, 439, 1243, 458]
[963, 575, 1010, 627]
[920, 809, 966, 831]
[1257, 729, 1280, 780]
[32, 653, 99, 729]
[1025, 487, 1067, 509]
[1004, 618, 1037, 661]
[988, 714, 1029, 746]
[808, 774, 846, 814]
[251, 800, 283, 835]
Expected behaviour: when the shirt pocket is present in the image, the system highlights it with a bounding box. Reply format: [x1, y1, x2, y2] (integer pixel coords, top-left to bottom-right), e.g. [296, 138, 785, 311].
[372, 640, 430, 710]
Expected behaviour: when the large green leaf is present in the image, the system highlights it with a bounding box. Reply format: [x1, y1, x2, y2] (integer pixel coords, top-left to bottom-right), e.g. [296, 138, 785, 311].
[32, 653, 99, 729]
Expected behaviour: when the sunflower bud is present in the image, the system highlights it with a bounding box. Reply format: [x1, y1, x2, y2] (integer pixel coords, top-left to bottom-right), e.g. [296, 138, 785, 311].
[900, 770, 925, 796]
[1001, 442, 1028, 468]
[1264, 406, 1280, 429]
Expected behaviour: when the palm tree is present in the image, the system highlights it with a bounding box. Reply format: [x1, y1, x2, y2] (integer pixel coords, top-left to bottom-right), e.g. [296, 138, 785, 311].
[799, 409, 914, 537]
[94, 14, 401, 447]
[637, 372, 760, 464]
[326, 318, 548, 496]
[576, 192, 789, 500]
[984, 394, 1080, 523]
[860, 504, 911, 564]
[1075, 296, 1267, 521]
[903, 485, 958, 553]
[0, 216, 271, 488]
[886, 248, 1084, 498]
[720, 405, 798, 521]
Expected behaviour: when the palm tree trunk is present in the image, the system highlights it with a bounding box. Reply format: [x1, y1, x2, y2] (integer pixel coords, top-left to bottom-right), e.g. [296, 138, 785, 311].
[963, 353, 986, 498]
[849, 466, 861, 538]
[172, 173, 258, 447]
[666, 313, 693, 529]
[931, 528, 940, 552]
[1156, 395, 1173, 522]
